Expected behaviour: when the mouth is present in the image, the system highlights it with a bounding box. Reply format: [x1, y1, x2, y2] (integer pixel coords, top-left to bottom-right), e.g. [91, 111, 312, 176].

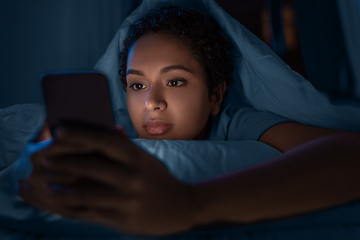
[143, 120, 172, 135]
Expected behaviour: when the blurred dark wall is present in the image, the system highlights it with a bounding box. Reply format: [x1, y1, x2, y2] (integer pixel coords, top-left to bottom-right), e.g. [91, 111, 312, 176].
[293, 0, 354, 100]
[0, 1, 131, 108]
[215, 0, 306, 77]
[216, 0, 358, 102]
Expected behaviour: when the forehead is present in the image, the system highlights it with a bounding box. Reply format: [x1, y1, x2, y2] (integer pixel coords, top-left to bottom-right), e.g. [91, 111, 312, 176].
[127, 34, 201, 71]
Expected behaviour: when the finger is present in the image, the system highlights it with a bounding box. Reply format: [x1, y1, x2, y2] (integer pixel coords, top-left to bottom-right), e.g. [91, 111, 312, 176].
[43, 153, 135, 189]
[24, 166, 77, 203]
[30, 140, 93, 166]
[92, 209, 126, 231]
[19, 178, 89, 218]
[44, 171, 78, 185]
[19, 179, 54, 211]
[92, 208, 149, 235]
[116, 125, 128, 138]
[33, 120, 52, 143]
[26, 168, 49, 193]
[55, 126, 139, 166]
[58, 207, 123, 229]
[21, 178, 133, 234]
[19, 179, 99, 219]
[47, 180, 134, 210]
[62, 207, 103, 223]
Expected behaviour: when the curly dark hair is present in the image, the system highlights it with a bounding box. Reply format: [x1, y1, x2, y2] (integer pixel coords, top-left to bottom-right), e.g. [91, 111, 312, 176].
[119, 6, 234, 98]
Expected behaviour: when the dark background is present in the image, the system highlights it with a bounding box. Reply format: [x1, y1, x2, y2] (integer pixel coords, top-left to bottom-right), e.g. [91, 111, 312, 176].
[0, 0, 358, 109]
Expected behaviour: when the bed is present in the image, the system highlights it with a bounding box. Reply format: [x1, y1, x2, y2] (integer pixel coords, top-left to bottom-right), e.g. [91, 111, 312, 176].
[1, 0, 360, 239]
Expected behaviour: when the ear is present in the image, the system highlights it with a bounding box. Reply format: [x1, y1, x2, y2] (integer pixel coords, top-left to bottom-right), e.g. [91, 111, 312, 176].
[210, 81, 226, 115]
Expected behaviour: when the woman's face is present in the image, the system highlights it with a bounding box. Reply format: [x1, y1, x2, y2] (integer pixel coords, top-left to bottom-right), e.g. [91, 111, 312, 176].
[126, 33, 222, 140]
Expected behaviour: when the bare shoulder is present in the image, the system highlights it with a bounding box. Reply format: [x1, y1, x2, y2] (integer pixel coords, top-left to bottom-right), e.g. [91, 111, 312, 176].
[258, 122, 356, 152]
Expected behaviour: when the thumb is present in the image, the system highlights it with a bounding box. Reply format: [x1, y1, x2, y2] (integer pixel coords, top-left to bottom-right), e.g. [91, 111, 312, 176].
[34, 120, 52, 142]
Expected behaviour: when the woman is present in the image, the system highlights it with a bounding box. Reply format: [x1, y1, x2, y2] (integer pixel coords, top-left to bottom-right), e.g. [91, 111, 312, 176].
[20, 5, 360, 237]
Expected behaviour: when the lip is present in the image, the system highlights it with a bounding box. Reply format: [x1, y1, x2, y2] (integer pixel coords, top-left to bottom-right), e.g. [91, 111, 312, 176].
[144, 120, 172, 135]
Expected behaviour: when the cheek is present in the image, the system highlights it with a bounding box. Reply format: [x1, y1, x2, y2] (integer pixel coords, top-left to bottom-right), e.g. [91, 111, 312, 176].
[181, 86, 210, 116]
[169, 89, 211, 134]
[126, 93, 144, 128]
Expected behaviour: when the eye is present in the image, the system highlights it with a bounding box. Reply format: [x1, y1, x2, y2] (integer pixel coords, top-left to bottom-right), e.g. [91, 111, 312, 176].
[167, 78, 186, 87]
[129, 82, 146, 91]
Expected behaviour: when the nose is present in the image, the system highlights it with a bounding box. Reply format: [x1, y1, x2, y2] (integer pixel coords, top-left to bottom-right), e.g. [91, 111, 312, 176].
[144, 84, 167, 111]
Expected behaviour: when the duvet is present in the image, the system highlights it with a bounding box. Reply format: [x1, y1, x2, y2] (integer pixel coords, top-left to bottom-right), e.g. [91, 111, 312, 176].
[1, 0, 360, 239]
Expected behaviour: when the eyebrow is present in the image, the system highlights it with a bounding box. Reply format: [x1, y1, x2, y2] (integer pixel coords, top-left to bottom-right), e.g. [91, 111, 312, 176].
[126, 69, 144, 77]
[160, 65, 193, 74]
[126, 65, 193, 77]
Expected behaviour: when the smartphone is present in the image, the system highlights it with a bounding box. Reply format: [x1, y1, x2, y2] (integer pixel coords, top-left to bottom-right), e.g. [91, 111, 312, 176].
[41, 72, 116, 136]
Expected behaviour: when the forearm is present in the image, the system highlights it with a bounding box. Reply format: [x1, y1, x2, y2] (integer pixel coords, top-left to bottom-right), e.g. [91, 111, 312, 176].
[192, 132, 360, 226]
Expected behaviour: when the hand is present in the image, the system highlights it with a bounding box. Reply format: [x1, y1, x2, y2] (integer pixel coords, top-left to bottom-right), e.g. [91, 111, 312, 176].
[20, 126, 199, 236]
